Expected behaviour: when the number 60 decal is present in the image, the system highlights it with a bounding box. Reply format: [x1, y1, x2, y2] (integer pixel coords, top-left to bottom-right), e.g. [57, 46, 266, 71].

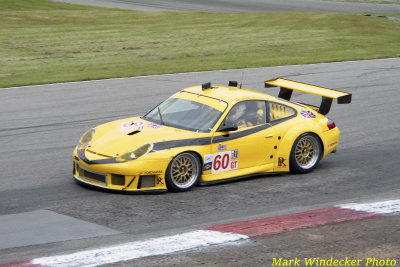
[207, 150, 238, 174]
[214, 154, 229, 171]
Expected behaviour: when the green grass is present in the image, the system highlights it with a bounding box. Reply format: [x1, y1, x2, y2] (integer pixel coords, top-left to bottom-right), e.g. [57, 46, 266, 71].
[1, 0, 400, 88]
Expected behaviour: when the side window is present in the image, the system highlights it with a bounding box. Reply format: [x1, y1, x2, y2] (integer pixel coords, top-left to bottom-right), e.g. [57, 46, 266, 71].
[268, 102, 296, 122]
[222, 100, 267, 129]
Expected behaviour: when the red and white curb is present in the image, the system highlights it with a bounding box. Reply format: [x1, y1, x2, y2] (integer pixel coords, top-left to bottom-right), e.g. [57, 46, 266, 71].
[2, 199, 400, 267]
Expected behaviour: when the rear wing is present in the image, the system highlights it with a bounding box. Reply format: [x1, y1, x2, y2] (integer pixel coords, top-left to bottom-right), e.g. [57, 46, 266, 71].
[265, 78, 351, 115]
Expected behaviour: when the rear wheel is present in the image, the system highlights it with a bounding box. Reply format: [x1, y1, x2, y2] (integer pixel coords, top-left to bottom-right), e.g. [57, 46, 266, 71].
[290, 133, 322, 174]
[165, 152, 201, 192]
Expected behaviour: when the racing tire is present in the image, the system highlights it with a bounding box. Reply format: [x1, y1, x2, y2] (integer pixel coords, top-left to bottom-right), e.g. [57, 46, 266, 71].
[165, 152, 202, 192]
[290, 133, 322, 174]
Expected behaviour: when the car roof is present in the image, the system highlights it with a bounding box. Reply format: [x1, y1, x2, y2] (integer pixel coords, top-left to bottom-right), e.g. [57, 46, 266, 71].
[180, 85, 277, 104]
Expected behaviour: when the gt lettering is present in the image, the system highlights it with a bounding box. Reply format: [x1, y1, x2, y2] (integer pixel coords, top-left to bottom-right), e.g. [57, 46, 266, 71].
[231, 160, 238, 169]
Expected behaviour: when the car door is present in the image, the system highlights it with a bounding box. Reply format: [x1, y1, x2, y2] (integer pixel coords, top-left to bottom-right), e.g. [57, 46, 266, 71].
[207, 100, 276, 174]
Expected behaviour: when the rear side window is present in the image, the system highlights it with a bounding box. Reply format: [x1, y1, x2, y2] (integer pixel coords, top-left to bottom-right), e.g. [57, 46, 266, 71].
[268, 102, 296, 122]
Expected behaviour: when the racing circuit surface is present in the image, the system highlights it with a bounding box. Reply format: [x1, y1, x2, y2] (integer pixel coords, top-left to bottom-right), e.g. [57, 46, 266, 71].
[52, 0, 400, 13]
[0, 58, 400, 265]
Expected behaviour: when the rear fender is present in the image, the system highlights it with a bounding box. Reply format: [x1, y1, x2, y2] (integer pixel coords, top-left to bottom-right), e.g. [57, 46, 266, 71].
[274, 125, 323, 172]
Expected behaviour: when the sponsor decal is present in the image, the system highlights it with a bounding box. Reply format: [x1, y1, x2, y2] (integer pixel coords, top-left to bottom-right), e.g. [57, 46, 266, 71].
[147, 123, 163, 129]
[231, 149, 238, 159]
[217, 144, 227, 151]
[278, 157, 286, 167]
[204, 154, 213, 162]
[143, 170, 163, 175]
[157, 177, 164, 185]
[120, 121, 144, 132]
[300, 110, 316, 119]
[203, 162, 212, 171]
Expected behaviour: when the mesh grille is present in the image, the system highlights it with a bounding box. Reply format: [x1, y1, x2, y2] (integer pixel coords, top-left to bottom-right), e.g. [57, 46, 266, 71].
[138, 175, 155, 188]
[83, 170, 106, 183]
[111, 174, 125, 186]
[78, 166, 107, 185]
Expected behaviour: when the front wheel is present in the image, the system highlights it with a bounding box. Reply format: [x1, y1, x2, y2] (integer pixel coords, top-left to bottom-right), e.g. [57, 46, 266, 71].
[165, 152, 201, 192]
[290, 133, 322, 174]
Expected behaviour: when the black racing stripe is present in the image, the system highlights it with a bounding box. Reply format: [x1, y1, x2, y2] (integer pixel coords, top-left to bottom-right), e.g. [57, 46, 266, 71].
[152, 124, 271, 150]
[79, 122, 281, 165]
[77, 149, 121, 165]
[212, 124, 270, 143]
[152, 137, 212, 151]
[77, 149, 89, 163]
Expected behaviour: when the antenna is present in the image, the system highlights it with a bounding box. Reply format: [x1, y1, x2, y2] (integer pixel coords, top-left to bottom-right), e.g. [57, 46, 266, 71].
[239, 72, 244, 88]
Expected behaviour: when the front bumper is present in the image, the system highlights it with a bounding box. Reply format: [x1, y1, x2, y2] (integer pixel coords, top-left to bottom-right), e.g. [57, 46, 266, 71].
[73, 148, 169, 193]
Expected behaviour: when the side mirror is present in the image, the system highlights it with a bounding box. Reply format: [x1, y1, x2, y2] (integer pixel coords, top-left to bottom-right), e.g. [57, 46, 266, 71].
[218, 124, 238, 132]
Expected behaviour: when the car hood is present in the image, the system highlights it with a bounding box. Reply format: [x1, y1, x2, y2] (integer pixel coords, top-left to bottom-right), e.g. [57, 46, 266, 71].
[88, 117, 206, 157]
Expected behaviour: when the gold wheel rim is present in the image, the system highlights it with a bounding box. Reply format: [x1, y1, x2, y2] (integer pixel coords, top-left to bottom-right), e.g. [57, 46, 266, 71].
[295, 136, 319, 169]
[171, 154, 198, 188]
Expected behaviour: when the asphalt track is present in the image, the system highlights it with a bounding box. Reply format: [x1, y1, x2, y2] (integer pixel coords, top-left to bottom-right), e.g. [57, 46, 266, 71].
[0, 58, 400, 264]
[52, 0, 400, 13]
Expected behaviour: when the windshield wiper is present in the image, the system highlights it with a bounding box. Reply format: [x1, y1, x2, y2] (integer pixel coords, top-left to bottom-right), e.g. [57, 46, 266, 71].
[157, 107, 164, 125]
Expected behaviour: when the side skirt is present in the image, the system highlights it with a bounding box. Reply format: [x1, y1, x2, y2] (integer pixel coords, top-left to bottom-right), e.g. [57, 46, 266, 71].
[197, 172, 286, 186]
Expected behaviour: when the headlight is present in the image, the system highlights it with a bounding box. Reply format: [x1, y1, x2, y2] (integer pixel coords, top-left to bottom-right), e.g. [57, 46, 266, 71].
[78, 128, 96, 150]
[116, 143, 153, 162]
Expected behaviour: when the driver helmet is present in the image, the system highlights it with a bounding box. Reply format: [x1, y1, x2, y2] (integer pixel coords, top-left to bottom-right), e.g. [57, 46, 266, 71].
[227, 102, 246, 123]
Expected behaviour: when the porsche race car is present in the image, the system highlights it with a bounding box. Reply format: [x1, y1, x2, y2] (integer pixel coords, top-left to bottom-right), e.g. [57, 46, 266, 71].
[73, 78, 351, 193]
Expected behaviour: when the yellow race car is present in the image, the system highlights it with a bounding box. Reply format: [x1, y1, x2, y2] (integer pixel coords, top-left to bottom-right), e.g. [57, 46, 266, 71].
[73, 78, 351, 193]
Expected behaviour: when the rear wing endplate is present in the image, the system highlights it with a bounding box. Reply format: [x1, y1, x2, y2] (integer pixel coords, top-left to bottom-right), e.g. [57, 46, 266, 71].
[265, 78, 351, 115]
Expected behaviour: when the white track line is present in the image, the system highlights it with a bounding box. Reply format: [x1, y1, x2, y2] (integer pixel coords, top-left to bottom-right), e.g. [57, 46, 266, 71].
[32, 230, 247, 267]
[339, 199, 400, 215]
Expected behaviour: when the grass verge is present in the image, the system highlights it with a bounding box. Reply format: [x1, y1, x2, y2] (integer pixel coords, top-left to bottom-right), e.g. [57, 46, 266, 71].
[1, 0, 400, 88]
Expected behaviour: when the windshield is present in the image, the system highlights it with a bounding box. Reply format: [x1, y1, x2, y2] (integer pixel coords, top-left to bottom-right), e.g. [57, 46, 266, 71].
[143, 98, 223, 132]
